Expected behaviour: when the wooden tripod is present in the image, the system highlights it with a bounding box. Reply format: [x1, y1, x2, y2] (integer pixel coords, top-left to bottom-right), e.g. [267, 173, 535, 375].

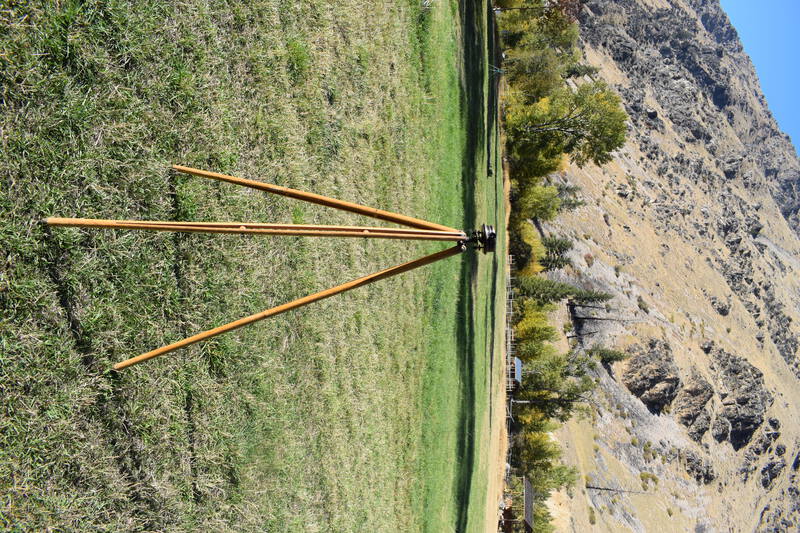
[45, 165, 484, 370]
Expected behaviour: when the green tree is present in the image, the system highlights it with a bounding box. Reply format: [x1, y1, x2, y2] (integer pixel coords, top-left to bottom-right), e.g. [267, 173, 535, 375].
[515, 184, 561, 221]
[516, 275, 575, 305]
[540, 235, 573, 271]
[571, 288, 613, 303]
[515, 350, 595, 421]
[556, 183, 585, 211]
[516, 274, 613, 305]
[507, 81, 628, 167]
[505, 47, 565, 102]
[515, 300, 558, 340]
[509, 220, 545, 273]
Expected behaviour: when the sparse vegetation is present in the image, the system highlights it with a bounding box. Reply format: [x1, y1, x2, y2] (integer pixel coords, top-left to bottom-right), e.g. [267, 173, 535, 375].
[637, 295, 650, 313]
[643, 441, 656, 461]
[640, 472, 659, 490]
[588, 346, 630, 365]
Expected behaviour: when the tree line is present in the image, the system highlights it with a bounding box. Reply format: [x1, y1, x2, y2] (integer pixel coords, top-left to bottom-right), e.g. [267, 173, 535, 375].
[497, 1, 628, 530]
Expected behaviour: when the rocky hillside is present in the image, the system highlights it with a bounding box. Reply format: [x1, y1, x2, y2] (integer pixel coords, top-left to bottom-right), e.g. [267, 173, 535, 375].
[540, 0, 800, 531]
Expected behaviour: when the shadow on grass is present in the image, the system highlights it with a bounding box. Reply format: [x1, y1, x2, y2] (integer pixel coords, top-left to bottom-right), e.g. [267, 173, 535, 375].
[485, 3, 501, 435]
[453, 0, 489, 531]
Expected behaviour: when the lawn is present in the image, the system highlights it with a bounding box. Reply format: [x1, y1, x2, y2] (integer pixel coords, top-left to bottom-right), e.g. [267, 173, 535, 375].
[1, 1, 504, 531]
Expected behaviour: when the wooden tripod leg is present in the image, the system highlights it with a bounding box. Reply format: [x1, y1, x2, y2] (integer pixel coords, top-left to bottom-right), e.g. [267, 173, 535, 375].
[45, 217, 464, 236]
[113, 244, 465, 370]
[172, 165, 460, 233]
[43, 217, 466, 240]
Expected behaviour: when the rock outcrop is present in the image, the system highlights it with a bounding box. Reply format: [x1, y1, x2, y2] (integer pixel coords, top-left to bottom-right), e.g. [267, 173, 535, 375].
[622, 339, 680, 413]
[672, 371, 713, 441]
[709, 344, 773, 450]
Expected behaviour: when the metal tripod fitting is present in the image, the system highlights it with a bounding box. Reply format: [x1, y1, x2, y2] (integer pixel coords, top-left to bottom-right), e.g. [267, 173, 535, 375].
[466, 224, 496, 253]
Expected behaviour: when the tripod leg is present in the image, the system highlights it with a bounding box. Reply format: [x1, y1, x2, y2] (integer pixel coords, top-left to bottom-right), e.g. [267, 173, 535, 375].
[43, 217, 466, 240]
[113, 244, 465, 370]
[172, 165, 460, 233]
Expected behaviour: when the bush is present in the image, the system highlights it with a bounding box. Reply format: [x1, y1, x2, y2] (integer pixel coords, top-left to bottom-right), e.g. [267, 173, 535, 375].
[588, 347, 629, 365]
[637, 295, 650, 313]
[566, 62, 600, 78]
[640, 472, 659, 490]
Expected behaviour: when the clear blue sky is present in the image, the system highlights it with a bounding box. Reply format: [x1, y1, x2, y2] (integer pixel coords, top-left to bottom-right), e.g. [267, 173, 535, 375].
[719, 0, 800, 148]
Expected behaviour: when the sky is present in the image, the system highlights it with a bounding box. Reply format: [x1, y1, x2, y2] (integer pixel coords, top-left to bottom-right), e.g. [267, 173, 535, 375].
[719, 0, 800, 148]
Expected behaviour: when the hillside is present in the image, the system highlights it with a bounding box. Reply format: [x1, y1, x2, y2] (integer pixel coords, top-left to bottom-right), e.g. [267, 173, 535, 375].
[538, 0, 800, 531]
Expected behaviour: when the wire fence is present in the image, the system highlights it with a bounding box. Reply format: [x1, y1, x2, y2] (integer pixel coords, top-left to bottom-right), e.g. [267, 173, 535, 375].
[505, 255, 516, 392]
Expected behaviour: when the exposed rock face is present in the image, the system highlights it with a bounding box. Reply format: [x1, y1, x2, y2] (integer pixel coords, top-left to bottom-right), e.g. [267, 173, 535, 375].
[579, 0, 800, 381]
[709, 296, 730, 316]
[709, 344, 773, 450]
[622, 339, 680, 413]
[761, 460, 786, 489]
[544, 0, 800, 530]
[683, 449, 716, 484]
[672, 371, 713, 441]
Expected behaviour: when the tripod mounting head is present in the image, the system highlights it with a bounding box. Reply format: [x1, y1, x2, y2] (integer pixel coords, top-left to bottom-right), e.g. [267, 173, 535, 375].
[464, 224, 496, 253]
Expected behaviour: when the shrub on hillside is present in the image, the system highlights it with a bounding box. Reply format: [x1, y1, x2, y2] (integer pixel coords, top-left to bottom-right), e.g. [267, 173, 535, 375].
[588, 347, 630, 365]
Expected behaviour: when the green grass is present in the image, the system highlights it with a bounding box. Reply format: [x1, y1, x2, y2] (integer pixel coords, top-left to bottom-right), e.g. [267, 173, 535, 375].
[1, 0, 504, 531]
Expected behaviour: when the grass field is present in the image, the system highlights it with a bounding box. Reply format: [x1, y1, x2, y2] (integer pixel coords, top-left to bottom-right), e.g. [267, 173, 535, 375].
[1, 1, 504, 531]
